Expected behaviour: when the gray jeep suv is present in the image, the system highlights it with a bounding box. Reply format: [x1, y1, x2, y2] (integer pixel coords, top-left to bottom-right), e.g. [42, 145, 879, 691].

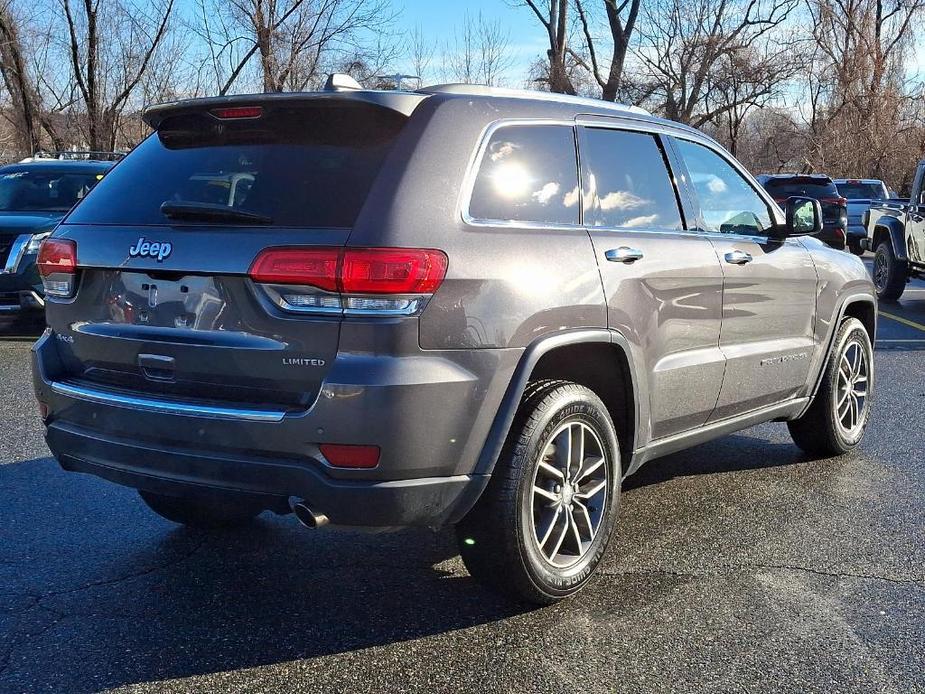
[32, 79, 876, 604]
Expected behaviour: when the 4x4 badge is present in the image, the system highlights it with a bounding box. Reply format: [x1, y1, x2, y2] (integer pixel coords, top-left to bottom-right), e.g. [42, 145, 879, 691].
[129, 237, 172, 262]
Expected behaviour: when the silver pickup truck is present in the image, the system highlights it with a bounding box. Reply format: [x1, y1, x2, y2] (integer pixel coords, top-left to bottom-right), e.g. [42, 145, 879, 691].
[834, 178, 889, 256]
[864, 163, 925, 300]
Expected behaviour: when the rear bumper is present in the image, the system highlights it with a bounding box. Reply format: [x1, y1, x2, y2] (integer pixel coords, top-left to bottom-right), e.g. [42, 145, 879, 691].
[32, 330, 515, 526]
[46, 420, 488, 526]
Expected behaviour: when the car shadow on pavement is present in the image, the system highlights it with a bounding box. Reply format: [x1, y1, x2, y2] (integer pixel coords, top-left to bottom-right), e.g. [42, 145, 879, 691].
[0, 434, 847, 691]
[0, 457, 529, 691]
[622, 433, 816, 492]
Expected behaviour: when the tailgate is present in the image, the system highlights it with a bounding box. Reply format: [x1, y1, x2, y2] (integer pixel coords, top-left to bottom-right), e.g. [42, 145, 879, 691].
[41, 98, 412, 412]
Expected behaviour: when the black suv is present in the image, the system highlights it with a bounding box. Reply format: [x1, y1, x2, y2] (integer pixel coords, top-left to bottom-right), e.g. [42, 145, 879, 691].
[757, 174, 848, 250]
[32, 79, 876, 603]
[0, 155, 114, 314]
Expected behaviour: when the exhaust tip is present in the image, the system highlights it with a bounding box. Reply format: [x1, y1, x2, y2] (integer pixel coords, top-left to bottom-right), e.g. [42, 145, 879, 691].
[292, 500, 329, 529]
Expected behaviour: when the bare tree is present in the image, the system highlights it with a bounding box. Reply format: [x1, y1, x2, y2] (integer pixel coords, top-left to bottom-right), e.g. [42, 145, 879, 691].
[802, 0, 925, 180]
[194, 0, 395, 95]
[60, 0, 176, 151]
[707, 42, 803, 154]
[518, 1, 575, 94]
[0, 1, 63, 154]
[516, 0, 641, 100]
[632, 0, 799, 126]
[443, 11, 513, 86]
[573, 0, 641, 101]
[407, 24, 434, 85]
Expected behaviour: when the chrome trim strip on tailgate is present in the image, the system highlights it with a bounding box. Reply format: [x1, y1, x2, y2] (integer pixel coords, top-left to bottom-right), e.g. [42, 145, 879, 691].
[50, 381, 287, 422]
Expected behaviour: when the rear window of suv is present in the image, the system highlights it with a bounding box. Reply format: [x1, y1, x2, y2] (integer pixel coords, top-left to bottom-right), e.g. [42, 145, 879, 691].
[835, 182, 887, 199]
[763, 178, 838, 199]
[66, 103, 406, 228]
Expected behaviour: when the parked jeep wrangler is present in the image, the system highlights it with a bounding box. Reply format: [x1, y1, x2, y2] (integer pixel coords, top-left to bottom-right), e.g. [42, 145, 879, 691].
[33, 77, 877, 604]
[865, 160, 925, 300]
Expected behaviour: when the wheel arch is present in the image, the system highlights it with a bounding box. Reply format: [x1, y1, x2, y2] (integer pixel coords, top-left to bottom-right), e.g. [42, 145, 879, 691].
[473, 329, 642, 478]
[800, 293, 877, 415]
[872, 220, 908, 261]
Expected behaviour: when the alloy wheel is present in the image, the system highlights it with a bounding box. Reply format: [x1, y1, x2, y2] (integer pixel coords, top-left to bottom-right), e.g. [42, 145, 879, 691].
[835, 338, 869, 437]
[529, 420, 609, 568]
[873, 251, 888, 292]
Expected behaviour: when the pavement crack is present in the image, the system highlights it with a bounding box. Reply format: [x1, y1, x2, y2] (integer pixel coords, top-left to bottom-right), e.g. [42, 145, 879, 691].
[0, 538, 206, 680]
[604, 562, 925, 586]
[38, 537, 208, 601]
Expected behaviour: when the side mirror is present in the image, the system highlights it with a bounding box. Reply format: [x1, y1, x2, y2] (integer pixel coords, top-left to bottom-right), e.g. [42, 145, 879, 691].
[778, 196, 822, 237]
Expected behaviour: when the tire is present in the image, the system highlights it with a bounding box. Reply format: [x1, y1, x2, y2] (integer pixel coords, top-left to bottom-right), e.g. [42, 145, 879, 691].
[788, 317, 873, 457]
[848, 240, 864, 256]
[457, 380, 621, 604]
[873, 241, 906, 300]
[139, 490, 263, 528]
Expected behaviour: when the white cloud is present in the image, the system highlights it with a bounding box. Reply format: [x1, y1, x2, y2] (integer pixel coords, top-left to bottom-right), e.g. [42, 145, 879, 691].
[532, 181, 560, 204]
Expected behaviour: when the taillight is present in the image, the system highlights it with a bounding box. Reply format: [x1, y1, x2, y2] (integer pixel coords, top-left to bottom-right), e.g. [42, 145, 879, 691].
[37, 239, 77, 298]
[249, 248, 339, 291]
[248, 247, 448, 316]
[821, 197, 848, 207]
[340, 248, 448, 294]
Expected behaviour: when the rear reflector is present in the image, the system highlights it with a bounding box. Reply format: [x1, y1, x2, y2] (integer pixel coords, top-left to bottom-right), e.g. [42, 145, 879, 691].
[319, 444, 380, 469]
[249, 247, 448, 295]
[210, 106, 263, 119]
[37, 239, 77, 277]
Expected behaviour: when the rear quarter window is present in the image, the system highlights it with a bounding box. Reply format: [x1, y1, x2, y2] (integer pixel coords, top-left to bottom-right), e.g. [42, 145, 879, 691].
[467, 124, 579, 226]
[65, 104, 406, 228]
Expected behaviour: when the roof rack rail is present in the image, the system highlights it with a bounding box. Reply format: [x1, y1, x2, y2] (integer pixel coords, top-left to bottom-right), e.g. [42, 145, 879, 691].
[418, 83, 651, 116]
[21, 150, 126, 163]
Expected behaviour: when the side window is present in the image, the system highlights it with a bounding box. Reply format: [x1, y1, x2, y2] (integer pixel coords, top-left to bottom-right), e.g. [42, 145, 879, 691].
[674, 138, 773, 234]
[580, 127, 683, 230]
[468, 124, 579, 226]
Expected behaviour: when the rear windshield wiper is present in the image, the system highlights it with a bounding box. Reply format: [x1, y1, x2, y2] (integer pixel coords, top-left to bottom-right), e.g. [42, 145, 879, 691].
[160, 201, 272, 225]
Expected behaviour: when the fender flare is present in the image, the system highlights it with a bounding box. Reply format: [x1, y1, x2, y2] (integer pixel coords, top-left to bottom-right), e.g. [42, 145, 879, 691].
[872, 219, 908, 261]
[798, 292, 877, 417]
[473, 328, 643, 476]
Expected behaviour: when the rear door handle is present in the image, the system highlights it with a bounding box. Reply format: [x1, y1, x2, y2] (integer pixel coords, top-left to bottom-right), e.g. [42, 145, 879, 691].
[605, 247, 644, 264]
[724, 250, 753, 265]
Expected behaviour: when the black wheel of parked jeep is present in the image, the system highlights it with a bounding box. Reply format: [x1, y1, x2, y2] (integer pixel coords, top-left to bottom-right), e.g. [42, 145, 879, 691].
[788, 317, 873, 457]
[456, 380, 621, 604]
[873, 240, 906, 300]
[848, 239, 864, 256]
[138, 490, 263, 528]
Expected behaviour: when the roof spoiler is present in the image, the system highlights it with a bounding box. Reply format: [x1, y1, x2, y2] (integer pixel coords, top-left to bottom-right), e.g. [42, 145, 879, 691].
[144, 77, 428, 129]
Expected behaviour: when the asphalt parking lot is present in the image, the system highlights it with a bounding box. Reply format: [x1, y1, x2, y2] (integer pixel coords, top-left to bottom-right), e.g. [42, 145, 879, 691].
[1, 264, 924, 694]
